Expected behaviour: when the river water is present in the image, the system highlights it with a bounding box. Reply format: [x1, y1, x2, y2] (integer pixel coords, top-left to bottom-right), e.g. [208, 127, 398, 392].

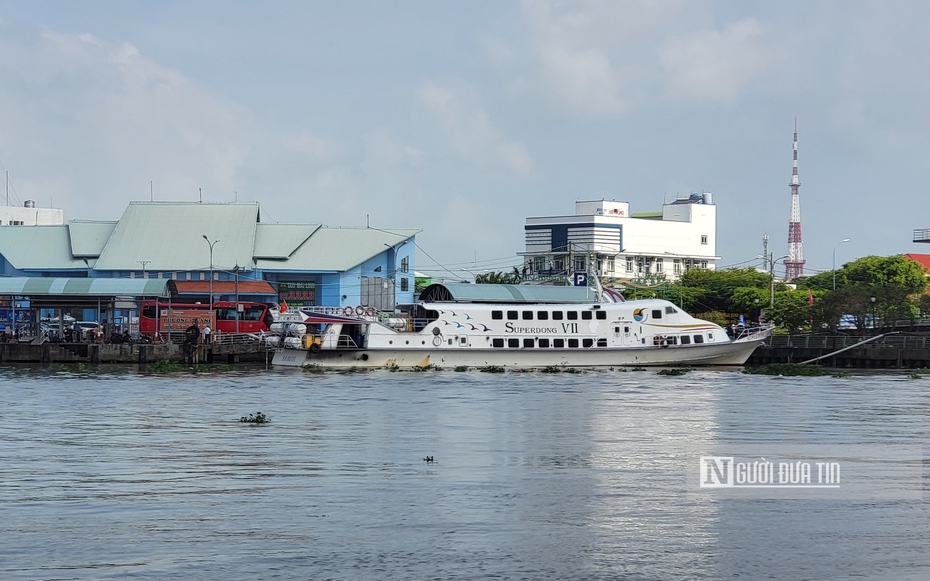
[0, 366, 927, 580]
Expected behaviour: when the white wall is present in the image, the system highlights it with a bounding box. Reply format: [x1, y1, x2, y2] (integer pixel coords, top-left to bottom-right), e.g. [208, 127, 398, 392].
[0, 206, 65, 226]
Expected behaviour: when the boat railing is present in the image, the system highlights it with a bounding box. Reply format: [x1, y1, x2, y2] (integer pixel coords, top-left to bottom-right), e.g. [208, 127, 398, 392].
[336, 335, 359, 349]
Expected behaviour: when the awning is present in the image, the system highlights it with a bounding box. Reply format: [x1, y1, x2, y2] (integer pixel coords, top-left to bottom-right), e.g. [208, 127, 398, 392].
[418, 283, 597, 303]
[0, 277, 170, 297]
[168, 280, 278, 295]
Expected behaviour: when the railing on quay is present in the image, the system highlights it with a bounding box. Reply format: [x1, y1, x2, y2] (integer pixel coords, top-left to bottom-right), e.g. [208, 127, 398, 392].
[764, 335, 930, 350]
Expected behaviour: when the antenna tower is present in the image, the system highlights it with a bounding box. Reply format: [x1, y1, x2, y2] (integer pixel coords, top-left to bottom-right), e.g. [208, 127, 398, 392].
[784, 119, 805, 280]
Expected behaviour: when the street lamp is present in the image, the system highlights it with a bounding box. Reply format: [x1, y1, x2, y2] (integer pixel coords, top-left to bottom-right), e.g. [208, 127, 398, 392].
[833, 238, 850, 290]
[137, 260, 151, 278]
[202, 235, 220, 327]
[770, 254, 789, 308]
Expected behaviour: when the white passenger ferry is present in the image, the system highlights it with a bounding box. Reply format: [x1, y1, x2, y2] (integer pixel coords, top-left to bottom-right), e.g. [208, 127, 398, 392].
[270, 283, 769, 369]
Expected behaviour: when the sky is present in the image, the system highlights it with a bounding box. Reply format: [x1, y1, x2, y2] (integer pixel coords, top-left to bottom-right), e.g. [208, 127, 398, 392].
[0, 0, 928, 279]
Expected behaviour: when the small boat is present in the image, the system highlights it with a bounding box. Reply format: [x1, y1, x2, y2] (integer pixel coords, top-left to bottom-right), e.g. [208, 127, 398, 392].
[269, 283, 769, 369]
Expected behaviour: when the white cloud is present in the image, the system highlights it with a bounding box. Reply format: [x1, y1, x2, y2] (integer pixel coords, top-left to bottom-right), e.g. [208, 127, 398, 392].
[658, 18, 781, 103]
[520, 0, 686, 117]
[0, 29, 251, 213]
[419, 80, 533, 176]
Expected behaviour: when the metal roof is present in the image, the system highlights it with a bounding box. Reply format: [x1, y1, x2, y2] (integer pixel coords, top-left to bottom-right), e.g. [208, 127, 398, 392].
[68, 221, 118, 257]
[419, 283, 597, 303]
[255, 227, 420, 272]
[253, 223, 320, 259]
[0, 226, 88, 270]
[0, 277, 170, 297]
[94, 202, 259, 271]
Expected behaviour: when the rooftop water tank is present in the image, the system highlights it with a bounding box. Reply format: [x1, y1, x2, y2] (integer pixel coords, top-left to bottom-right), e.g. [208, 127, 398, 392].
[24, 200, 35, 208]
[702, 192, 713, 205]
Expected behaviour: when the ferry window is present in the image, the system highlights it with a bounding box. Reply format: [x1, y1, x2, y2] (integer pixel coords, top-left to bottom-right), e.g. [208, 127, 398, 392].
[694, 335, 704, 344]
[539, 338, 550, 348]
[523, 338, 534, 348]
[597, 338, 607, 347]
[507, 311, 518, 320]
[624, 326, 630, 333]
[680, 335, 691, 345]
[553, 338, 565, 348]
[522, 311, 533, 320]
[460, 337, 468, 345]
[552, 311, 564, 320]
[581, 311, 592, 320]
[665, 306, 677, 314]
[667, 336, 678, 345]
[614, 326, 620, 333]
[492, 311, 503, 320]
[567, 311, 578, 320]
[583, 338, 594, 348]
[493, 338, 504, 348]
[537, 311, 549, 320]
[142, 306, 157, 319]
[449, 338, 454, 345]
[595, 311, 606, 320]
[508, 338, 519, 348]
[568, 338, 579, 348]
[707, 332, 714, 341]
[652, 310, 663, 319]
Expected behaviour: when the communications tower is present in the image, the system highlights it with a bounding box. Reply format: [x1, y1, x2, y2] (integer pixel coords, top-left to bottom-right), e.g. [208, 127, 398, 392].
[784, 119, 805, 280]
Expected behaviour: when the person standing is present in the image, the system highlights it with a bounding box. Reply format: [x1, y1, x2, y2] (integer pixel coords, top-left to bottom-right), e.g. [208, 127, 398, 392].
[184, 319, 201, 363]
[202, 324, 212, 344]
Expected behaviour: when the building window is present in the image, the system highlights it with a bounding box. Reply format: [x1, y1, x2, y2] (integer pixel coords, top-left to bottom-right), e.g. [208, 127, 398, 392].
[701, 235, 708, 245]
[626, 257, 634, 273]
[606, 256, 615, 273]
[636, 258, 644, 273]
[674, 259, 681, 274]
[400, 256, 409, 273]
[553, 256, 565, 271]
[200, 272, 205, 280]
[656, 258, 663, 273]
[701, 261, 708, 269]
[574, 256, 586, 272]
[534, 257, 546, 272]
[400, 278, 409, 292]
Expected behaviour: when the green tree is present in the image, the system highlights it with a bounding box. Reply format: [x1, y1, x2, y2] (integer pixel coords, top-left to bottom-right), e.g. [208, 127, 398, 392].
[767, 289, 827, 333]
[475, 267, 523, 285]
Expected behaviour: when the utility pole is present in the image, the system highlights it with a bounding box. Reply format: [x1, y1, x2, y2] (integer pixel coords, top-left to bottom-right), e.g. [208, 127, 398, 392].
[202, 235, 220, 328]
[137, 260, 151, 278]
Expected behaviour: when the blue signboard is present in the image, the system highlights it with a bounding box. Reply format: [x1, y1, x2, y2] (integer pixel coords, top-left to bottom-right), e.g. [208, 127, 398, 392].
[573, 272, 588, 287]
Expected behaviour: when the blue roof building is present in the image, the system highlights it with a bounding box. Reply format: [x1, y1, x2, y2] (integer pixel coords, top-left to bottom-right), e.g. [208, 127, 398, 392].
[0, 201, 419, 310]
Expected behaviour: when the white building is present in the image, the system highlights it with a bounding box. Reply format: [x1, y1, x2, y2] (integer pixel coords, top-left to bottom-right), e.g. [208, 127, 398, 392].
[0, 201, 64, 226]
[522, 194, 718, 281]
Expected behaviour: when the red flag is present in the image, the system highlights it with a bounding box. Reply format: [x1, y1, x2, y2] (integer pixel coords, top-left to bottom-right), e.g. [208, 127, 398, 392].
[807, 289, 814, 306]
[280, 300, 288, 313]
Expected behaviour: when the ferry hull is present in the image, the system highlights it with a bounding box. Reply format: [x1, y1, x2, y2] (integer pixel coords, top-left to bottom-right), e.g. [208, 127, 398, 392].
[271, 337, 764, 369]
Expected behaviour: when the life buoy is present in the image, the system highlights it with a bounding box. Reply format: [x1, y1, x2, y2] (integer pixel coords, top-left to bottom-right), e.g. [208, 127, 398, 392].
[355, 306, 365, 316]
[432, 336, 442, 346]
[653, 335, 666, 346]
[366, 307, 376, 317]
[343, 306, 353, 316]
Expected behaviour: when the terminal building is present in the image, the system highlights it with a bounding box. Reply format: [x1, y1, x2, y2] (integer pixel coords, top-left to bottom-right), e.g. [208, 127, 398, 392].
[0, 201, 419, 322]
[0, 200, 65, 226]
[522, 194, 718, 281]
